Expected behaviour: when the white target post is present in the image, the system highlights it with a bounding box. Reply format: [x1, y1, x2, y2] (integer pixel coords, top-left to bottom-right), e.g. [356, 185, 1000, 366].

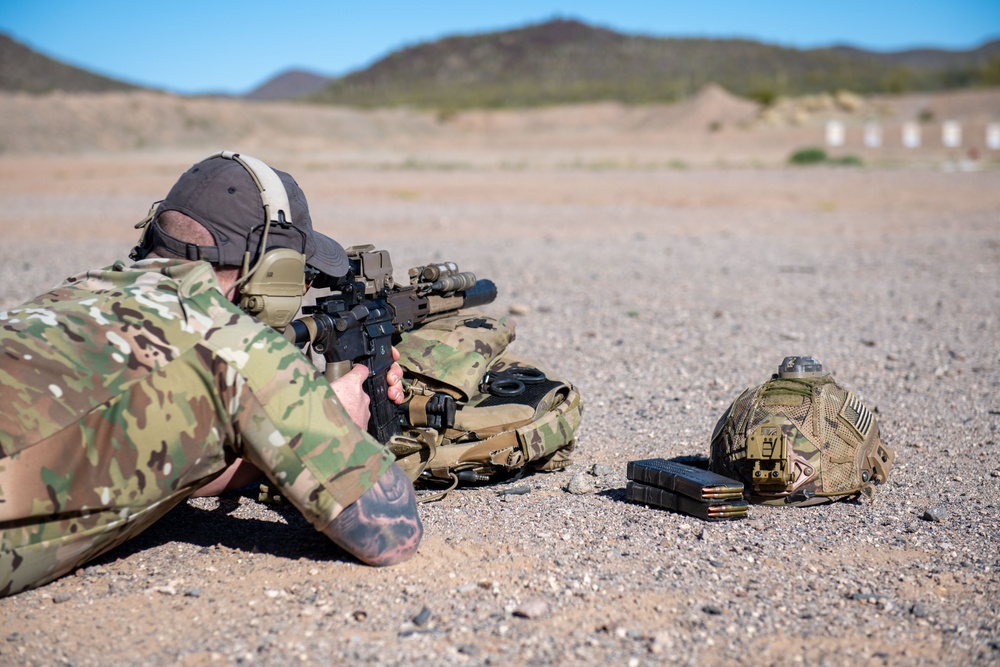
[825, 120, 845, 147]
[987, 123, 1000, 150]
[902, 122, 921, 148]
[942, 121, 962, 148]
[864, 122, 882, 148]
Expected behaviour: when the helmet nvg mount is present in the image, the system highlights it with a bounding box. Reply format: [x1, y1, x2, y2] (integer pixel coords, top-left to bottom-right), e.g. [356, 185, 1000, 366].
[709, 356, 894, 506]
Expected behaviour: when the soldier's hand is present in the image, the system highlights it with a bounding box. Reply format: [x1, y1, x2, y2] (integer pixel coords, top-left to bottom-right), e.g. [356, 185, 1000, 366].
[387, 346, 405, 406]
[330, 363, 372, 429]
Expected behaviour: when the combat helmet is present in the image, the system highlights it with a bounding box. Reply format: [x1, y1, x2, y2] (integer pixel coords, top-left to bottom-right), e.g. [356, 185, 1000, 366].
[709, 356, 894, 506]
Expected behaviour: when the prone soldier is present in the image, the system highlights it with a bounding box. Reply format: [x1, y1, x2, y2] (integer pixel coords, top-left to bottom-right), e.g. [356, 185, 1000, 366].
[0, 151, 422, 597]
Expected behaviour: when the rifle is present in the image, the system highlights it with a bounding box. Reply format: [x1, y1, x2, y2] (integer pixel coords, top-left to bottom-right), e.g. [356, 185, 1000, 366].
[284, 244, 497, 443]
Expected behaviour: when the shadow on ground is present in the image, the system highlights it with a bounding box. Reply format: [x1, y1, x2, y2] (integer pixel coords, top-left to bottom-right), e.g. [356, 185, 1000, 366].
[91, 483, 353, 568]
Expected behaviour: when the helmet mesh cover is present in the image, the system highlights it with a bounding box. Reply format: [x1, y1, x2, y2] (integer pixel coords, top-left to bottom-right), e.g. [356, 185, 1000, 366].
[710, 375, 889, 505]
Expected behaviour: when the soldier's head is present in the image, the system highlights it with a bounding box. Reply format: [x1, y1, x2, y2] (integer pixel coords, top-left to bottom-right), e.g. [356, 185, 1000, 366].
[131, 151, 349, 329]
[131, 151, 348, 278]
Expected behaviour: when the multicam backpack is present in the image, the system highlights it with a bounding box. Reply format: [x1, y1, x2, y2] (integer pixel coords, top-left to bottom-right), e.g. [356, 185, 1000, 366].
[388, 312, 583, 498]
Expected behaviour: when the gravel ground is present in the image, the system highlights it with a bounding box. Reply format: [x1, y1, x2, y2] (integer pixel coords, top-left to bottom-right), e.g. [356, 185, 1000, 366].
[0, 161, 998, 667]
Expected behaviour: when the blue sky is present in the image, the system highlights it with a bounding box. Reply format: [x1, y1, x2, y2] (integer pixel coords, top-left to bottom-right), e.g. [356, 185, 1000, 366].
[2, 1, 998, 95]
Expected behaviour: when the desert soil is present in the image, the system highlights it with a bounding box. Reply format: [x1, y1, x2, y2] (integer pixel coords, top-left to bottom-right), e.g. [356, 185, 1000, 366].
[0, 89, 998, 667]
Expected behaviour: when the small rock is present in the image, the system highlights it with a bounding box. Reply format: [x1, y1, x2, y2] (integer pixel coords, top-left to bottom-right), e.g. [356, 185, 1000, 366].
[52, 593, 72, 604]
[702, 604, 724, 615]
[497, 485, 531, 497]
[566, 473, 596, 495]
[922, 506, 947, 522]
[513, 598, 548, 619]
[650, 631, 672, 654]
[509, 304, 531, 315]
[184, 588, 203, 598]
[412, 607, 432, 627]
[590, 463, 614, 477]
[911, 603, 931, 618]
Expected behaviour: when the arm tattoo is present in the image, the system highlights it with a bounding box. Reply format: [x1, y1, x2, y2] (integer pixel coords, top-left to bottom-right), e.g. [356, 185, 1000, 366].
[324, 464, 423, 566]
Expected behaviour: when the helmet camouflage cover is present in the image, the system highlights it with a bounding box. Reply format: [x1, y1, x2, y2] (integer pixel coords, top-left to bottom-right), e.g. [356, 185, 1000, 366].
[709, 356, 894, 506]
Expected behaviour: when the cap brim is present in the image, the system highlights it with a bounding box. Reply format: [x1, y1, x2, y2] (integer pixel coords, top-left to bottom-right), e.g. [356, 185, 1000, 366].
[308, 231, 350, 277]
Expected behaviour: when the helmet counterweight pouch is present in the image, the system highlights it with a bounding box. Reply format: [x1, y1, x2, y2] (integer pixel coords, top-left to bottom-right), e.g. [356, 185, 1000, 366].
[390, 313, 583, 498]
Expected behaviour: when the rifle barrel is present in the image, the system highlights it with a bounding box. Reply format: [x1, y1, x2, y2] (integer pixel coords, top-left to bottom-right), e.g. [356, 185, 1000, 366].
[461, 279, 497, 310]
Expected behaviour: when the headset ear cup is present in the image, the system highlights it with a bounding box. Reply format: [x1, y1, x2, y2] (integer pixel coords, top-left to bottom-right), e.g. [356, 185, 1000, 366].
[238, 248, 307, 330]
[207, 151, 309, 329]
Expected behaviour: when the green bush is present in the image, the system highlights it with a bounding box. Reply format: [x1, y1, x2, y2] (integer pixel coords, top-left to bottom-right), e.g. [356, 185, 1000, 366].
[788, 148, 864, 167]
[788, 147, 828, 165]
[748, 87, 778, 107]
[829, 154, 864, 166]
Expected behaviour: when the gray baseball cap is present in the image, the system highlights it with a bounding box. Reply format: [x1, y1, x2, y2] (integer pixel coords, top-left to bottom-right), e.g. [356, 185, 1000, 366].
[146, 154, 349, 277]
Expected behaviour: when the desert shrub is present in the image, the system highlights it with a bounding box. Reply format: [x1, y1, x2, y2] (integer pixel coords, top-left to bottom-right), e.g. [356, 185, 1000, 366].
[788, 148, 864, 167]
[788, 147, 828, 165]
[748, 87, 778, 107]
[829, 154, 864, 166]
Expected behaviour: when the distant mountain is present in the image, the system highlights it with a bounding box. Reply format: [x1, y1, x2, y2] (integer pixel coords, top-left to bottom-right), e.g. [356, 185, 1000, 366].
[0, 33, 141, 93]
[3, 20, 998, 107]
[826, 43, 1000, 71]
[301, 19, 1000, 109]
[245, 69, 331, 101]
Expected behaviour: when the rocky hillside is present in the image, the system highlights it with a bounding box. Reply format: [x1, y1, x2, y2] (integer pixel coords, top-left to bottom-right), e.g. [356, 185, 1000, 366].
[244, 69, 330, 101]
[3, 19, 999, 109]
[0, 34, 141, 93]
[305, 19, 1000, 109]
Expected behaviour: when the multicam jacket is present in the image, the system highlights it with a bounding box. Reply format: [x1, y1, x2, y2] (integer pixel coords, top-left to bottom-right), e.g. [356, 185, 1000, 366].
[0, 259, 393, 596]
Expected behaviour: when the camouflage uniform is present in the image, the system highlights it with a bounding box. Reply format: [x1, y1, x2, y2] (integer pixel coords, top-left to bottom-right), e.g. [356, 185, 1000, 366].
[0, 258, 394, 597]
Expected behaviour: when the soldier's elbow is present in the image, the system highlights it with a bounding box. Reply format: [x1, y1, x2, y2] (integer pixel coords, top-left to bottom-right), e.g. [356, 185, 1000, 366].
[360, 518, 423, 567]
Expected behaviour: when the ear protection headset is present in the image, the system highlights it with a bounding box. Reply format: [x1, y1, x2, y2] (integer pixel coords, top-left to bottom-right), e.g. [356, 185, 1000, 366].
[132, 150, 308, 331]
[221, 151, 308, 331]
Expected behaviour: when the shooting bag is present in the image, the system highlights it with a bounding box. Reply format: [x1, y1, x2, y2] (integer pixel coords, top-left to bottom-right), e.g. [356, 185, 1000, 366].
[388, 312, 583, 498]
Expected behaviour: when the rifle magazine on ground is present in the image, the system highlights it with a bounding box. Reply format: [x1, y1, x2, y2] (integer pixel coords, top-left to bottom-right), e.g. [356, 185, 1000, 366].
[626, 458, 744, 501]
[625, 481, 749, 521]
[625, 459, 748, 520]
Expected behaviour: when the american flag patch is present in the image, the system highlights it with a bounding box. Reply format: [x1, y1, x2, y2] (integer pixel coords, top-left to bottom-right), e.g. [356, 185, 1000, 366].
[840, 392, 874, 439]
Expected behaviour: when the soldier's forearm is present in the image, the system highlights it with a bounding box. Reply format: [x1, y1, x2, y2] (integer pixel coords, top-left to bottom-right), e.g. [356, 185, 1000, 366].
[323, 463, 423, 566]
